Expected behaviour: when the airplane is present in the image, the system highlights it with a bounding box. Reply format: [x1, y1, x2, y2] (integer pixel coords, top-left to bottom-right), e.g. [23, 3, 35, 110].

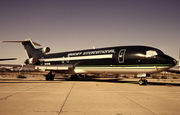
[1, 39, 177, 85]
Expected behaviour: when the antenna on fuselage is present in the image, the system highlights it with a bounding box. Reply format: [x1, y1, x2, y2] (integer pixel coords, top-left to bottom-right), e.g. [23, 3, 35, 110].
[93, 46, 95, 49]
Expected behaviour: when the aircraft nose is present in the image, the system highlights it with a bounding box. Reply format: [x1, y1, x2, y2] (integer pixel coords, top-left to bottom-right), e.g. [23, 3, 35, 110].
[170, 57, 177, 66]
[163, 55, 177, 66]
[173, 59, 177, 65]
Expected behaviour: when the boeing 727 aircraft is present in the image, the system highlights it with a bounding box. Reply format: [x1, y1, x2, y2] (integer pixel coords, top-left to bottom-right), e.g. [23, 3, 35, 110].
[1, 39, 177, 85]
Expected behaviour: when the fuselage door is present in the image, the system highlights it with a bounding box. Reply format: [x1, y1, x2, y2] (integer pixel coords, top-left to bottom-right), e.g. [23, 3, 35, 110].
[118, 49, 126, 63]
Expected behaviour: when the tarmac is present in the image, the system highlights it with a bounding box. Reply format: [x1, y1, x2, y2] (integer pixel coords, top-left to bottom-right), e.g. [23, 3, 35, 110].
[0, 76, 180, 115]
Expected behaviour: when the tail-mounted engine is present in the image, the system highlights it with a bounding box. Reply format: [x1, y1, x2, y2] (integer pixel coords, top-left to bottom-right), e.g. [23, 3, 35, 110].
[41, 47, 50, 54]
[24, 47, 50, 65]
[24, 57, 37, 65]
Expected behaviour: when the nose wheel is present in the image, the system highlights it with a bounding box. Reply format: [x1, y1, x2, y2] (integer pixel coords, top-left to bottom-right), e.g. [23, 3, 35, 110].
[139, 78, 148, 85]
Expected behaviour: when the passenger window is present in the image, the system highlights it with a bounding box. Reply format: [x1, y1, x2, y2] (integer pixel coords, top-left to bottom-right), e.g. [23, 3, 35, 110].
[146, 50, 158, 57]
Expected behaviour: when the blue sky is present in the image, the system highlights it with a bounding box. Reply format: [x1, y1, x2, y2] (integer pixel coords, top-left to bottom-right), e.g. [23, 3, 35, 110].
[0, 0, 180, 64]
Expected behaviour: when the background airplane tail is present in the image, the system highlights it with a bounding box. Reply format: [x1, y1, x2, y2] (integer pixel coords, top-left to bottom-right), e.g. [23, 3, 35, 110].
[2, 39, 50, 65]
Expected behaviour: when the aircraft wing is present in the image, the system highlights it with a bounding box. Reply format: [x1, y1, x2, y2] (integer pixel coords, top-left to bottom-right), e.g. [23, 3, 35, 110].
[35, 65, 74, 71]
[0, 64, 32, 68]
[0, 64, 74, 71]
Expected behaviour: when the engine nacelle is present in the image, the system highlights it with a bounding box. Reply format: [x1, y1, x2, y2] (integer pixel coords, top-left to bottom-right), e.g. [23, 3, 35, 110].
[24, 57, 37, 65]
[41, 47, 50, 54]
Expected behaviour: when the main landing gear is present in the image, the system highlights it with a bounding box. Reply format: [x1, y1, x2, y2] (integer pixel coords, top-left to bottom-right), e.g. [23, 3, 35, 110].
[44, 71, 55, 81]
[139, 78, 148, 85]
[71, 74, 79, 80]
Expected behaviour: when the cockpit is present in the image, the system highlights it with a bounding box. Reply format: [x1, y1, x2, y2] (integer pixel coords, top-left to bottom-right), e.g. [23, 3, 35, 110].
[146, 49, 164, 57]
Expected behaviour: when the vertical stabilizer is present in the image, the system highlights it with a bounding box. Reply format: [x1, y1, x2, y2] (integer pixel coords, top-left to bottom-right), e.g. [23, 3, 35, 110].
[22, 39, 38, 58]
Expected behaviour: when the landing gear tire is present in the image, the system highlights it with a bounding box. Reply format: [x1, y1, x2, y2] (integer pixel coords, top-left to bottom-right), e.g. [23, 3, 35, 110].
[44, 71, 55, 81]
[49, 75, 54, 81]
[71, 74, 79, 81]
[45, 75, 50, 81]
[139, 78, 148, 85]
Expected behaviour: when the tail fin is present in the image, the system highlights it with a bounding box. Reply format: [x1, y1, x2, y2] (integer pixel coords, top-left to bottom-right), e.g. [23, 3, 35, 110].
[21, 39, 41, 58]
[2, 39, 41, 58]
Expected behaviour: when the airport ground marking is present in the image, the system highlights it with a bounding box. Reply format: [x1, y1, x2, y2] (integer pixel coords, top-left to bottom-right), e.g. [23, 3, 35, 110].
[0, 83, 46, 101]
[58, 81, 76, 115]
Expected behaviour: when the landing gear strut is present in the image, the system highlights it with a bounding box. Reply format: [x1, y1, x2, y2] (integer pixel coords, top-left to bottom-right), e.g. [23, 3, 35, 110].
[71, 74, 79, 80]
[139, 78, 148, 85]
[44, 71, 55, 81]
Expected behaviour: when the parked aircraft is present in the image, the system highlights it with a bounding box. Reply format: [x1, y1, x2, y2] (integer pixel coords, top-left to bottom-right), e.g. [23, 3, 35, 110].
[1, 39, 177, 85]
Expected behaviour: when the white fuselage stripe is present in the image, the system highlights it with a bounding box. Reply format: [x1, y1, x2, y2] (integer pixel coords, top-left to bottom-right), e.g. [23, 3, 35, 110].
[39, 54, 113, 62]
[74, 66, 171, 74]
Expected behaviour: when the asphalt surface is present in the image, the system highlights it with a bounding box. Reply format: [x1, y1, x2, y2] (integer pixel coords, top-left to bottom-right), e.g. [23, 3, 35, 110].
[0, 76, 180, 115]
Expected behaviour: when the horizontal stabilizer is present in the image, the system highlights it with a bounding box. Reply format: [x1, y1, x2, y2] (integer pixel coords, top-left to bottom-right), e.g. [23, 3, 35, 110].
[0, 58, 17, 61]
[1, 39, 41, 46]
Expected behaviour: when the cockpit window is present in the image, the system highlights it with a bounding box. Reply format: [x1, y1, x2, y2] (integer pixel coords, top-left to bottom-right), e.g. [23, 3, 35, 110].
[146, 50, 158, 57]
[155, 50, 164, 55]
[146, 49, 164, 57]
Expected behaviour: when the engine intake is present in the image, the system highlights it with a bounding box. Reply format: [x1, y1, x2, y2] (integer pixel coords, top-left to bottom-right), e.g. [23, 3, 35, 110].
[41, 47, 50, 54]
[24, 57, 37, 65]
